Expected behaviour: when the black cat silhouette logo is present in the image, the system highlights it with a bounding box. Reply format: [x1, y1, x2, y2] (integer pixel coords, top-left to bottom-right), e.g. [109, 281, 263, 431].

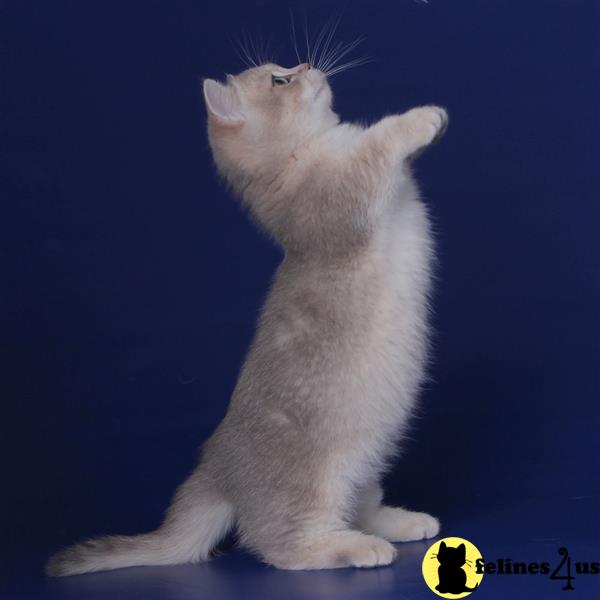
[422, 537, 484, 598]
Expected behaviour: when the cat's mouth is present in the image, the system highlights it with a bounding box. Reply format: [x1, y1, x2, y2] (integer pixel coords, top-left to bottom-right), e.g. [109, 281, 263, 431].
[314, 82, 326, 98]
[305, 68, 327, 99]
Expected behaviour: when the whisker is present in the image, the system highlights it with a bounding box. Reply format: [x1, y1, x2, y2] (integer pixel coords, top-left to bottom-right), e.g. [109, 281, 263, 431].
[289, 9, 302, 65]
[326, 54, 372, 72]
[320, 40, 344, 73]
[247, 32, 261, 66]
[311, 21, 330, 69]
[257, 35, 272, 65]
[240, 31, 258, 67]
[233, 32, 256, 68]
[316, 15, 342, 71]
[255, 36, 264, 64]
[303, 12, 312, 65]
[324, 56, 373, 78]
[229, 35, 252, 68]
[322, 36, 366, 74]
[313, 10, 344, 70]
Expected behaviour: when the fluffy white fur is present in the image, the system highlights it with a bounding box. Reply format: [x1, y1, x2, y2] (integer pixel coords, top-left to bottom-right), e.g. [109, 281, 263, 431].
[46, 61, 447, 576]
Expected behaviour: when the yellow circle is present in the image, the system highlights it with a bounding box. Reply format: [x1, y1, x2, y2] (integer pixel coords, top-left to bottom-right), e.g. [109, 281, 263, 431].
[422, 537, 484, 598]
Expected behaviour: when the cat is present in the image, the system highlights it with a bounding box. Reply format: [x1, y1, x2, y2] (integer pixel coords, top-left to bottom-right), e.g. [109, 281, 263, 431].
[46, 59, 447, 576]
[435, 541, 479, 594]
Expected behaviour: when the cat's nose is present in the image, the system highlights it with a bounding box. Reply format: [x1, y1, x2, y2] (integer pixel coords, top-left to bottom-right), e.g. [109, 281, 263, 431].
[297, 63, 311, 72]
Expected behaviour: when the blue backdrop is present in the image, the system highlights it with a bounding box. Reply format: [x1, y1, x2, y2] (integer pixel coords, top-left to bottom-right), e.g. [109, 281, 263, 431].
[2, 1, 599, 599]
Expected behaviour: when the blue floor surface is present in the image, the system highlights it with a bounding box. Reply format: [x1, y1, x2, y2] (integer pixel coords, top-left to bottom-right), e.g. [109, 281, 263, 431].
[4, 467, 598, 599]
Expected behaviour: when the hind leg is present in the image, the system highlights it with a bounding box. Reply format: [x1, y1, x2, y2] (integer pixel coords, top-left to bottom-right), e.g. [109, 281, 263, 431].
[354, 482, 440, 542]
[262, 526, 397, 570]
[237, 475, 396, 570]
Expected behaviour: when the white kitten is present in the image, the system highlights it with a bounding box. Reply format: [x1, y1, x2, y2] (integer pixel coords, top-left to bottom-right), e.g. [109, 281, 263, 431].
[47, 61, 447, 576]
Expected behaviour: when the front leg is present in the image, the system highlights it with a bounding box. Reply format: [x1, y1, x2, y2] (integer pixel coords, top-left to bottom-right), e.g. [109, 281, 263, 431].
[319, 106, 448, 231]
[366, 106, 448, 163]
[354, 483, 440, 543]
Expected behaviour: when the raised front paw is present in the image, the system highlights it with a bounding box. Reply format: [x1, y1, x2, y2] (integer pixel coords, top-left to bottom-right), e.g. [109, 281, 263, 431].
[404, 105, 449, 147]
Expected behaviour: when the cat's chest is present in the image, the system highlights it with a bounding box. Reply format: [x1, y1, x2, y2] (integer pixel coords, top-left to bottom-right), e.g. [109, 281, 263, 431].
[351, 196, 433, 399]
[374, 194, 432, 316]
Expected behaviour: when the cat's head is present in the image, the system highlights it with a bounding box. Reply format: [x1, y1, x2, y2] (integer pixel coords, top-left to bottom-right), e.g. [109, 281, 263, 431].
[437, 541, 467, 567]
[202, 63, 338, 186]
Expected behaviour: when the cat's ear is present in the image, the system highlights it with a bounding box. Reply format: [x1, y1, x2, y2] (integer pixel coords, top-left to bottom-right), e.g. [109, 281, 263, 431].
[203, 79, 245, 127]
[458, 543, 466, 556]
[440, 541, 447, 550]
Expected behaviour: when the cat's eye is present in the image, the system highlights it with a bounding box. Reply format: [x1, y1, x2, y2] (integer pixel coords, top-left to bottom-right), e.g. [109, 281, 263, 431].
[272, 74, 291, 87]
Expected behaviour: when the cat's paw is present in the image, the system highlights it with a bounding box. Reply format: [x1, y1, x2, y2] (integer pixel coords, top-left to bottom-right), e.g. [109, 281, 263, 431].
[404, 106, 448, 146]
[339, 533, 397, 568]
[268, 531, 397, 570]
[361, 507, 440, 543]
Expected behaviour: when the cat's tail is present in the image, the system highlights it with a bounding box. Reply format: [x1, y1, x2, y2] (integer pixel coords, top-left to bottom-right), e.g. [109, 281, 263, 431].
[464, 583, 479, 592]
[45, 467, 234, 577]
